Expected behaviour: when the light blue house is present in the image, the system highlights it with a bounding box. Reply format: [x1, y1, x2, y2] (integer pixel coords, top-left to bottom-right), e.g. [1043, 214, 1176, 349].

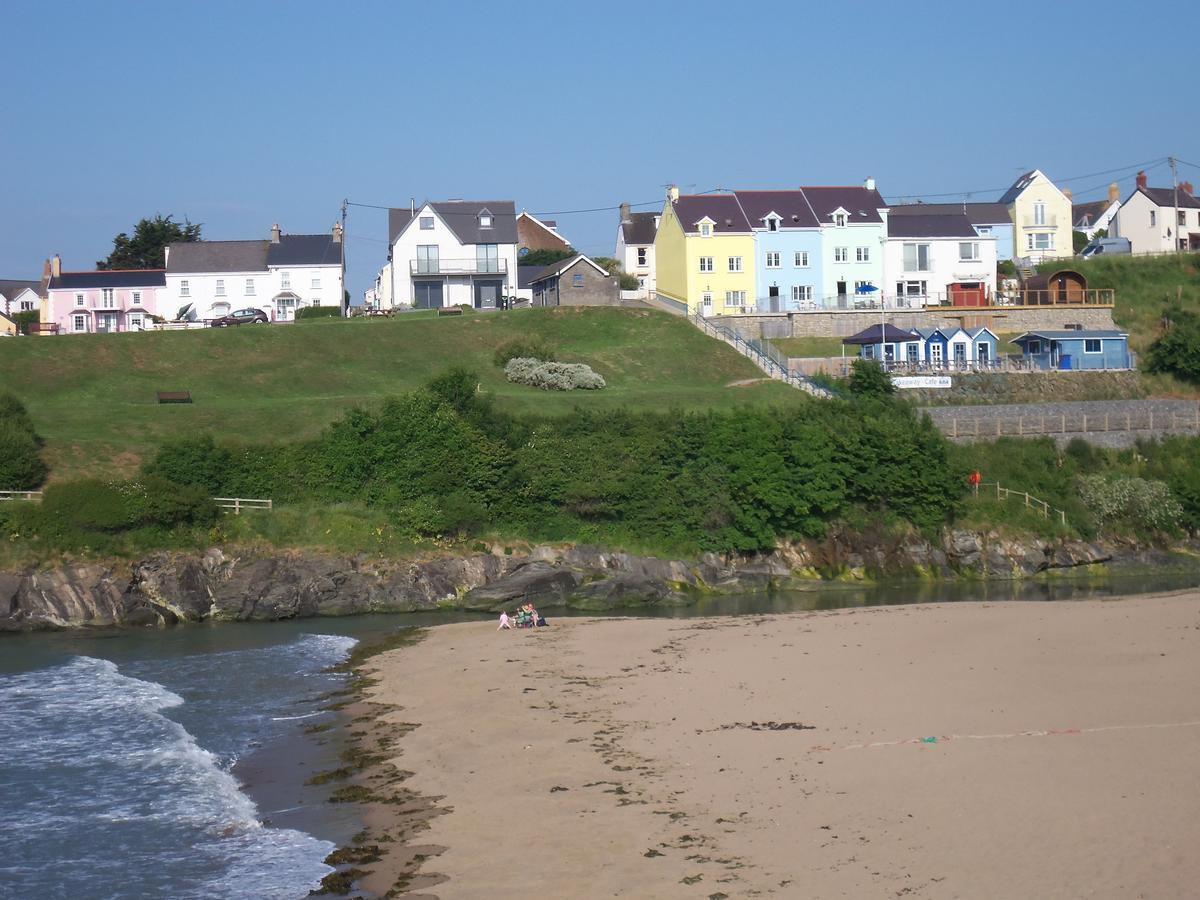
[912, 326, 998, 368]
[733, 190, 824, 312]
[1011, 330, 1132, 370]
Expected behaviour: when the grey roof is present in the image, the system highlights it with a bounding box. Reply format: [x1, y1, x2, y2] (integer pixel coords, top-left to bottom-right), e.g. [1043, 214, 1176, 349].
[799, 186, 888, 224]
[267, 234, 343, 267]
[389, 200, 518, 245]
[1136, 186, 1200, 210]
[887, 212, 978, 238]
[1013, 330, 1128, 342]
[1072, 199, 1115, 228]
[620, 211, 659, 244]
[517, 264, 543, 290]
[671, 194, 752, 233]
[998, 170, 1039, 204]
[167, 240, 268, 274]
[732, 190, 820, 228]
[530, 254, 609, 284]
[888, 201, 1010, 226]
[842, 323, 921, 345]
[48, 270, 166, 289]
[0, 278, 43, 299]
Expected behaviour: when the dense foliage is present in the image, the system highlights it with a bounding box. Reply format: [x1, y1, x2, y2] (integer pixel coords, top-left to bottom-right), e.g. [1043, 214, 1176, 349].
[518, 248, 575, 267]
[97, 214, 201, 270]
[144, 373, 963, 552]
[1146, 308, 1200, 383]
[295, 306, 343, 320]
[0, 393, 47, 490]
[493, 338, 557, 368]
[504, 358, 606, 391]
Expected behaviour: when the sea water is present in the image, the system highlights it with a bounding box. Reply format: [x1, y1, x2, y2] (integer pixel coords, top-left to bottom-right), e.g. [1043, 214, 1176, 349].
[0, 629, 362, 899]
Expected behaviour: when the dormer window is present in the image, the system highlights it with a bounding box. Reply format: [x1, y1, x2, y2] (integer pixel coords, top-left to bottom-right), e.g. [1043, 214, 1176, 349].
[699, 222, 712, 237]
[835, 213, 847, 227]
[479, 214, 492, 229]
[765, 214, 781, 232]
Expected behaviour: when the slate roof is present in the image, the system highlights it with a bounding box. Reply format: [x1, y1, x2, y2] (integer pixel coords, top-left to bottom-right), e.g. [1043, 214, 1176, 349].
[1136, 187, 1200, 209]
[530, 254, 610, 284]
[1013, 330, 1128, 342]
[671, 194, 752, 233]
[389, 200, 518, 245]
[0, 278, 43, 299]
[48, 270, 166, 289]
[998, 170, 1040, 204]
[842, 323, 921, 345]
[517, 265, 543, 290]
[620, 211, 659, 244]
[1072, 199, 1115, 228]
[799, 186, 889, 224]
[267, 234, 344, 267]
[887, 212, 978, 238]
[731, 190, 820, 228]
[888, 201, 1011, 226]
[167, 240, 268, 273]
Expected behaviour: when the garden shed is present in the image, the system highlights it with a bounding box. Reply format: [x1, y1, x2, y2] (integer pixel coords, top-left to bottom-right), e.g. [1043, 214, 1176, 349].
[1019, 269, 1088, 305]
[1011, 329, 1132, 370]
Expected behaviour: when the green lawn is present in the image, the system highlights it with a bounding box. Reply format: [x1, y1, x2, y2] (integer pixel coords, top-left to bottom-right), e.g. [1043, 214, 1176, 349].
[770, 336, 848, 358]
[0, 307, 805, 479]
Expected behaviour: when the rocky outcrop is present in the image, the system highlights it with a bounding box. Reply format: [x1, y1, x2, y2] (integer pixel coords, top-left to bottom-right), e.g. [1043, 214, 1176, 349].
[0, 532, 1187, 632]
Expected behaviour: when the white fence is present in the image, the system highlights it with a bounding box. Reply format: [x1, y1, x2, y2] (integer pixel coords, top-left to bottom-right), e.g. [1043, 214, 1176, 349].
[0, 490, 42, 501]
[0, 491, 272, 514]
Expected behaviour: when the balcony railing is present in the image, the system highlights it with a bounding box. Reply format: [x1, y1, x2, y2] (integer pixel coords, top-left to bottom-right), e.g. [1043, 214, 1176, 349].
[1021, 214, 1059, 228]
[409, 259, 508, 276]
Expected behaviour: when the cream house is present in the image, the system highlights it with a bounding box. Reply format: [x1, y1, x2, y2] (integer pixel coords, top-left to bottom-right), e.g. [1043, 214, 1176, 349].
[1109, 171, 1200, 254]
[999, 169, 1073, 265]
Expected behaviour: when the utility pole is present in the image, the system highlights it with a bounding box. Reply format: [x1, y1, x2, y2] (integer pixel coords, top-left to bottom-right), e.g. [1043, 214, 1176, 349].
[1170, 156, 1179, 253]
[340, 198, 348, 315]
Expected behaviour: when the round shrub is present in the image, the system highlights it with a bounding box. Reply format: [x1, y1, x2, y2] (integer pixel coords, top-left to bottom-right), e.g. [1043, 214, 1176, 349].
[0, 420, 47, 490]
[1077, 474, 1183, 533]
[504, 357, 605, 391]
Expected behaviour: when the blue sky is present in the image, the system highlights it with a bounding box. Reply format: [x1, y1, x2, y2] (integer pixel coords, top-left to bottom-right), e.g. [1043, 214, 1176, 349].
[3, 0, 1197, 301]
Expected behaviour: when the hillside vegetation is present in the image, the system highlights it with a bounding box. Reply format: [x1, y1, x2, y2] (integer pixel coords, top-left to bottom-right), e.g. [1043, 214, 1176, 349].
[0, 307, 804, 480]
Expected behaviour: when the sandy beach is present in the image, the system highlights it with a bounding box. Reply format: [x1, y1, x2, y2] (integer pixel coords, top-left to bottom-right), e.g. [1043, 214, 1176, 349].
[358, 593, 1200, 898]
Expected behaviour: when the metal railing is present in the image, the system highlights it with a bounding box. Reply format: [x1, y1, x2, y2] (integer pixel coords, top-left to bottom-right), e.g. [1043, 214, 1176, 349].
[213, 497, 273, 514]
[409, 259, 508, 275]
[973, 482, 1067, 526]
[689, 311, 831, 397]
[0, 490, 42, 501]
[935, 407, 1200, 440]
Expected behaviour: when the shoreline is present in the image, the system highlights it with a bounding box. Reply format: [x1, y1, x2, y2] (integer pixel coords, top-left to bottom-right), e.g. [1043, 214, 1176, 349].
[334, 589, 1200, 898]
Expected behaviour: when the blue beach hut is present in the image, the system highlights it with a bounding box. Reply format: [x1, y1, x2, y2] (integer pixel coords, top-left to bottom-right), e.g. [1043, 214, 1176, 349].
[1011, 330, 1132, 370]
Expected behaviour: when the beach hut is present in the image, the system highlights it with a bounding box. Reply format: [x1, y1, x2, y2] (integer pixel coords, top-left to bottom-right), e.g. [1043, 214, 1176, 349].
[1019, 270, 1088, 306]
[966, 327, 999, 367]
[1011, 329, 1132, 370]
[843, 323, 922, 366]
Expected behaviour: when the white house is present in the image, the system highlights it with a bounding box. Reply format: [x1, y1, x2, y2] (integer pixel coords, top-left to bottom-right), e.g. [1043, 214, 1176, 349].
[1109, 171, 1200, 254]
[614, 202, 658, 296]
[884, 210, 997, 307]
[380, 200, 519, 309]
[0, 279, 42, 318]
[1071, 182, 1122, 242]
[998, 169, 1073, 266]
[164, 224, 345, 322]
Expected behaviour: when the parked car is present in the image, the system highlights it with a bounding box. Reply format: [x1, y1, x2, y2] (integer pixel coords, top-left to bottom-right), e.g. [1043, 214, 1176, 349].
[212, 308, 269, 326]
[1080, 237, 1131, 258]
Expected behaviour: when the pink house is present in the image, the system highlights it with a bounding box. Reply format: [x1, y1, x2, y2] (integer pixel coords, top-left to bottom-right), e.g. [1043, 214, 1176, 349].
[44, 255, 166, 334]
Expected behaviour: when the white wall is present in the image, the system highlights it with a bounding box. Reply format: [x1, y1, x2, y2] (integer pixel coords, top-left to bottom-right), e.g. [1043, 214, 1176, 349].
[882, 234, 997, 303]
[163, 262, 343, 321]
[1111, 191, 1183, 254]
[616, 227, 656, 295]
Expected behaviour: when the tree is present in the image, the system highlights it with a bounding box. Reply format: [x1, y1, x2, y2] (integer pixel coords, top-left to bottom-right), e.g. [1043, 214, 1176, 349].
[591, 256, 621, 275]
[846, 358, 896, 398]
[519, 248, 575, 267]
[1146, 309, 1200, 383]
[97, 215, 201, 269]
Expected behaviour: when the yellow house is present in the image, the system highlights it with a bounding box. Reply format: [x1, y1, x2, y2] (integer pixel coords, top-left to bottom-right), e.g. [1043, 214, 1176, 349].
[0, 311, 16, 336]
[654, 187, 756, 315]
[1000, 169, 1073, 265]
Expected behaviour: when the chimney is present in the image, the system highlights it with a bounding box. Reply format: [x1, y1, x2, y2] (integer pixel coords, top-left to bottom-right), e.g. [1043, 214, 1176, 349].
[864, 176, 876, 191]
[1136, 170, 1147, 190]
[1182, 181, 1195, 197]
[51, 254, 61, 278]
[1062, 187, 1073, 201]
[42, 258, 52, 280]
[619, 202, 632, 224]
[270, 223, 281, 243]
[410, 197, 415, 215]
[332, 222, 343, 243]
[1108, 181, 1120, 203]
[667, 184, 679, 202]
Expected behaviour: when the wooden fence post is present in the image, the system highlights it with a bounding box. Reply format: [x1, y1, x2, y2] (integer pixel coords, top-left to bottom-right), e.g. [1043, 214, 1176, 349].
[1150, 411, 1154, 430]
[1061, 414, 1066, 433]
[1019, 416, 1024, 435]
[1082, 414, 1087, 432]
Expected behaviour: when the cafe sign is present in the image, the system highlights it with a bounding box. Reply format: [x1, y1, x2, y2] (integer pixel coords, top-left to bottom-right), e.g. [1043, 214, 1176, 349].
[892, 375, 952, 389]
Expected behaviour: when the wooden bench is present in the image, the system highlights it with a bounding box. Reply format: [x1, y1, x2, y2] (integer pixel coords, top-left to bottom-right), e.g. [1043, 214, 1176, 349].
[437, 307, 464, 317]
[156, 390, 192, 404]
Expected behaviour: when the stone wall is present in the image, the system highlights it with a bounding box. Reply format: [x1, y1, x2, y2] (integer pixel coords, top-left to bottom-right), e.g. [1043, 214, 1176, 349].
[712, 306, 1117, 340]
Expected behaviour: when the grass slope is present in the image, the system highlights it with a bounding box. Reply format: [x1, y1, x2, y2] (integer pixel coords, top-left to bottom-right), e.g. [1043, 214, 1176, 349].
[0, 307, 804, 480]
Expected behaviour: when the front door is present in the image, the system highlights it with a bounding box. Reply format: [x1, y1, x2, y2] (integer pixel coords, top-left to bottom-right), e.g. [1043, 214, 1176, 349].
[977, 342, 990, 366]
[474, 280, 501, 309]
[768, 285, 780, 313]
[96, 312, 118, 333]
[836, 280, 848, 307]
[953, 343, 967, 366]
[931, 343, 944, 367]
[414, 280, 443, 309]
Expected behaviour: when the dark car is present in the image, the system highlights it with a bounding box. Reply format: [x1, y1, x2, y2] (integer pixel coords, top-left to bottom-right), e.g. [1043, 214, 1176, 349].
[212, 308, 269, 326]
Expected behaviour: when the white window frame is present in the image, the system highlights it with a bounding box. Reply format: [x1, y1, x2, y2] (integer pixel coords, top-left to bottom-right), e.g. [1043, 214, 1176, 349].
[765, 251, 781, 268]
[280, 271, 291, 289]
[1027, 233, 1054, 251]
[699, 256, 714, 273]
[958, 241, 980, 261]
[131, 290, 142, 306]
[791, 285, 812, 303]
[766, 217, 779, 232]
[724, 290, 745, 307]
[572, 273, 584, 288]
[794, 250, 809, 268]
[75, 292, 85, 307]
[179, 280, 190, 297]
[835, 213, 846, 227]
[215, 279, 226, 297]
[100, 288, 115, 308]
[1033, 202, 1046, 226]
[73, 314, 87, 332]
[834, 247, 848, 263]
[856, 246, 870, 262]
[903, 243, 930, 272]
[1149, 210, 1156, 227]
[728, 256, 743, 273]
[636, 247, 647, 267]
[1084, 339, 1102, 354]
[701, 291, 713, 311]
[479, 214, 492, 229]
[1027, 340, 1042, 355]
[419, 216, 435, 230]
[699, 223, 712, 237]
[311, 276, 321, 290]
[245, 278, 256, 296]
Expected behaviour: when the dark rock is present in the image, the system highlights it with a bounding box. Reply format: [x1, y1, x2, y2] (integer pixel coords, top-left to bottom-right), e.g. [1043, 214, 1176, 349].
[461, 561, 583, 611]
[569, 574, 683, 610]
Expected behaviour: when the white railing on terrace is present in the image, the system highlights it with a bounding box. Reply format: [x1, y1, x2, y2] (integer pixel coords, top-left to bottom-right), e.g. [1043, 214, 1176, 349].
[0, 490, 42, 501]
[409, 259, 507, 276]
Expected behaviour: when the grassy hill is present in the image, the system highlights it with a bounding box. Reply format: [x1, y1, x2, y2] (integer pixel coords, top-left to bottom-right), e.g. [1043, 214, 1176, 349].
[0, 306, 805, 480]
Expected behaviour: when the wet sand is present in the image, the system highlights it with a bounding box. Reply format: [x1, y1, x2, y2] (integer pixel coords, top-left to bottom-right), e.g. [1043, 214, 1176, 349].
[359, 592, 1200, 897]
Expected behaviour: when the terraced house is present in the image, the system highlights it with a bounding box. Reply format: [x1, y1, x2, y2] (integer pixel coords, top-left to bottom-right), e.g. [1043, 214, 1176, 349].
[655, 187, 756, 315]
[731, 190, 823, 313]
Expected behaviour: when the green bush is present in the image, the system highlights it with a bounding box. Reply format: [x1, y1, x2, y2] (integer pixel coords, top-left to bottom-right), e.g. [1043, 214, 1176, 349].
[1078, 475, 1182, 534]
[295, 306, 343, 320]
[504, 357, 605, 391]
[12, 310, 40, 335]
[493, 338, 557, 368]
[143, 434, 232, 493]
[0, 394, 47, 490]
[40, 476, 217, 534]
[846, 358, 895, 397]
[618, 272, 640, 290]
[1145, 309, 1200, 383]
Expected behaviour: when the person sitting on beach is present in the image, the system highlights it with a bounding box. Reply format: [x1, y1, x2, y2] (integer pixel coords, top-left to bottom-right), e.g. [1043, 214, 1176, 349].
[498, 610, 513, 630]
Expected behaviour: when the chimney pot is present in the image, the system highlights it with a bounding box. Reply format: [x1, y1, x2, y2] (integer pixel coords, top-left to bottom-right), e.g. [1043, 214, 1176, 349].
[42, 258, 52, 280]
[1062, 187, 1073, 201]
[667, 184, 679, 202]
[1182, 181, 1195, 197]
[270, 223, 281, 243]
[864, 176, 876, 191]
[51, 254, 62, 278]
[333, 222, 343, 242]
[1136, 170, 1148, 190]
[619, 202, 632, 224]
[1108, 181, 1120, 203]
